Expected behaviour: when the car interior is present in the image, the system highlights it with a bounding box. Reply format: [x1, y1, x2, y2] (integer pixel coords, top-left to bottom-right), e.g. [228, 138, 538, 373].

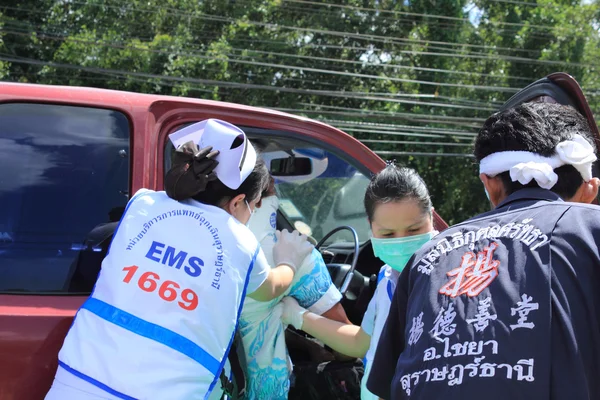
[247, 132, 383, 398]
[248, 133, 385, 325]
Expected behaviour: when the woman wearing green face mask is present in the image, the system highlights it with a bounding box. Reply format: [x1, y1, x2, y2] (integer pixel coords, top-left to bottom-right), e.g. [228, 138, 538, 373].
[281, 164, 436, 400]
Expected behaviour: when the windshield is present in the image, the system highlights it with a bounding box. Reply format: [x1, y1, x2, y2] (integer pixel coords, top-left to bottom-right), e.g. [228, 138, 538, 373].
[269, 148, 371, 244]
[164, 129, 372, 245]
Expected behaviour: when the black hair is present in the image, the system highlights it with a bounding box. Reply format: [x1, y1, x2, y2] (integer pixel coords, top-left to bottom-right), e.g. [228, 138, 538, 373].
[364, 163, 432, 222]
[192, 157, 270, 207]
[165, 138, 270, 207]
[474, 102, 597, 199]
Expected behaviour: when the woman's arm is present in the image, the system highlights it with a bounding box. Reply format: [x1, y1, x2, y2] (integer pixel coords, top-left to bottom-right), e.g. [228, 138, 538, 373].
[248, 229, 313, 302]
[321, 302, 352, 324]
[302, 311, 371, 358]
[248, 264, 295, 301]
[282, 297, 371, 358]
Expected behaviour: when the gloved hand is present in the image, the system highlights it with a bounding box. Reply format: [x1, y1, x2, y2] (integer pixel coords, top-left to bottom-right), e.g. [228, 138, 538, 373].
[281, 296, 307, 330]
[165, 141, 220, 201]
[272, 229, 314, 273]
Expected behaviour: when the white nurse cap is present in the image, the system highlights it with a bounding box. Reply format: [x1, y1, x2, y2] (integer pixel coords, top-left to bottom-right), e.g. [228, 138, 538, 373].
[168, 118, 257, 190]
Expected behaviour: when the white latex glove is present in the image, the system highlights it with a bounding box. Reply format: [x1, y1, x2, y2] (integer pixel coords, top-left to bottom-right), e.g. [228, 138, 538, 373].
[281, 296, 307, 330]
[272, 229, 314, 273]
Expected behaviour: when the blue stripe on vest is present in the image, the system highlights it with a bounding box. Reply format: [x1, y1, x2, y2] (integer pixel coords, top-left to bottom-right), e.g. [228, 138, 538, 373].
[58, 361, 138, 400]
[81, 297, 221, 376]
[205, 245, 260, 399]
[387, 280, 394, 302]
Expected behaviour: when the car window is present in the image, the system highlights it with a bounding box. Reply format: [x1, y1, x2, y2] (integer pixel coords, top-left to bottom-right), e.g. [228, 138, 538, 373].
[0, 103, 130, 293]
[164, 130, 371, 244]
[268, 149, 371, 244]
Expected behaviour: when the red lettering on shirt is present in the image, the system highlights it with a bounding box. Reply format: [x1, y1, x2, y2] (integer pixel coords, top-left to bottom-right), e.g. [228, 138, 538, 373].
[439, 242, 500, 298]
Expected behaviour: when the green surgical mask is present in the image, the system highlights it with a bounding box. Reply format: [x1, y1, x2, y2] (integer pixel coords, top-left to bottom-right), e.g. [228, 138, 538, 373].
[371, 231, 436, 273]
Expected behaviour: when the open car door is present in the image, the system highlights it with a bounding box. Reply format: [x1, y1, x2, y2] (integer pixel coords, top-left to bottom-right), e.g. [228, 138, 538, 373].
[498, 72, 598, 139]
[497, 72, 600, 204]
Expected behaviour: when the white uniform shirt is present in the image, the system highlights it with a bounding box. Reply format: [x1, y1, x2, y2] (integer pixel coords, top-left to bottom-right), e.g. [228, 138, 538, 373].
[360, 265, 398, 400]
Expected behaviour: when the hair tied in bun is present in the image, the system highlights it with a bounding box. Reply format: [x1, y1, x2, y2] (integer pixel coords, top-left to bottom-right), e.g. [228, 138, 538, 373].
[165, 141, 220, 201]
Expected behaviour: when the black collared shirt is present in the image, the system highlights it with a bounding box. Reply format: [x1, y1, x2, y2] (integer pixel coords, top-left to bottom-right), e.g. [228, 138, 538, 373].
[367, 189, 600, 399]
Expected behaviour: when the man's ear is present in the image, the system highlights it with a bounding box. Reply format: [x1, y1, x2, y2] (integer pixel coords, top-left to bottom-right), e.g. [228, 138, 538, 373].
[568, 178, 600, 204]
[480, 173, 507, 207]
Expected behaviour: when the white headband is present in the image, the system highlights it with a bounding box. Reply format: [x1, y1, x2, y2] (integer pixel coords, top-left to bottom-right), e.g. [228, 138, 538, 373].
[479, 134, 597, 190]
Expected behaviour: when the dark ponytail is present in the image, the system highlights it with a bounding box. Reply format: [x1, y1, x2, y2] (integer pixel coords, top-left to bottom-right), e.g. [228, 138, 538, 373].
[164, 141, 220, 201]
[192, 158, 269, 207]
[164, 141, 270, 207]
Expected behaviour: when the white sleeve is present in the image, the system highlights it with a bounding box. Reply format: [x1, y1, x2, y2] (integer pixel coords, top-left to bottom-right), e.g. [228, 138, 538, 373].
[361, 287, 379, 336]
[246, 247, 270, 294]
[307, 285, 343, 315]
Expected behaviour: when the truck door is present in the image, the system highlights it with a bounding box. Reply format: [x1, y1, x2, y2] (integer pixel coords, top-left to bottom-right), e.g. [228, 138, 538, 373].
[0, 102, 131, 399]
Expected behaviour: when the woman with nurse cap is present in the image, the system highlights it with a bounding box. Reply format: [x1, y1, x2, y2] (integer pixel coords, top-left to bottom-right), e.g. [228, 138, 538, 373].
[45, 118, 313, 400]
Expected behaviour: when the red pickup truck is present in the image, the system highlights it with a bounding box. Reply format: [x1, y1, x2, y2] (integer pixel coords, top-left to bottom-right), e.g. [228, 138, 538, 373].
[0, 72, 595, 399]
[0, 82, 448, 399]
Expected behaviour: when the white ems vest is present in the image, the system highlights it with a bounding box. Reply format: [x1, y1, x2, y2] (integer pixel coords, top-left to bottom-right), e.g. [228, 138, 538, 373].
[58, 189, 260, 400]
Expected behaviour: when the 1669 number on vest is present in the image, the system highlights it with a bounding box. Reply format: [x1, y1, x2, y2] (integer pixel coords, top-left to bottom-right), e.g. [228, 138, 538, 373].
[121, 265, 199, 311]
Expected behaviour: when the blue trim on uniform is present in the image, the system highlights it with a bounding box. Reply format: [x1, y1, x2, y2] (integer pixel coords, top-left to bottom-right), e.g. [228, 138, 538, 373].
[58, 361, 137, 400]
[81, 297, 221, 376]
[205, 245, 260, 400]
[377, 269, 385, 285]
[386, 280, 393, 302]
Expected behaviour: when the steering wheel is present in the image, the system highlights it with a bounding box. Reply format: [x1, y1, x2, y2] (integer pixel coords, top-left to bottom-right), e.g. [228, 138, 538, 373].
[315, 226, 359, 295]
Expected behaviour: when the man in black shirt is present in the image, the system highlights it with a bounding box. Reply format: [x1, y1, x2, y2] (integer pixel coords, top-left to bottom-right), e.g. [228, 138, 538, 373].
[367, 102, 600, 399]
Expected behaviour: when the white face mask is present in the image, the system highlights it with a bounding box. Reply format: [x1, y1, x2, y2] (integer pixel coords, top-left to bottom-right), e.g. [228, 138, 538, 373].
[243, 200, 256, 227]
[247, 195, 280, 243]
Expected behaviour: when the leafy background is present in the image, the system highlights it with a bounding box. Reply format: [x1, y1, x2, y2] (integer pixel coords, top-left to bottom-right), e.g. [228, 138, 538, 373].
[1, 0, 598, 224]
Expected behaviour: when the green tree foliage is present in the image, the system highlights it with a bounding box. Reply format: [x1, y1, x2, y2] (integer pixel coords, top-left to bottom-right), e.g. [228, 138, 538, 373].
[0, 0, 598, 224]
